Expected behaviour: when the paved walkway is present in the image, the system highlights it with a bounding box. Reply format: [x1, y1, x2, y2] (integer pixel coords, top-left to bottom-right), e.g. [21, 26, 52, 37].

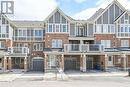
[0, 70, 129, 82]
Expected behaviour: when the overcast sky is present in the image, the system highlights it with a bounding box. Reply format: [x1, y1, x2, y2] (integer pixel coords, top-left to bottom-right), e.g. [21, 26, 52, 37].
[3, 0, 130, 21]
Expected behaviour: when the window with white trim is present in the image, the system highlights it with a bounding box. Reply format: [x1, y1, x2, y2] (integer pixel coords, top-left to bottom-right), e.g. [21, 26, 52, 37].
[101, 40, 111, 48]
[0, 41, 5, 48]
[52, 39, 62, 48]
[95, 24, 115, 34]
[55, 24, 60, 32]
[33, 43, 43, 51]
[121, 40, 129, 47]
[47, 24, 68, 33]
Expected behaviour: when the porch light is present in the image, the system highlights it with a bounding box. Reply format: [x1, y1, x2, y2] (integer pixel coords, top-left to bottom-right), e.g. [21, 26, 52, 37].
[122, 53, 126, 58]
[105, 54, 108, 58]
[61, 54, 64, 57]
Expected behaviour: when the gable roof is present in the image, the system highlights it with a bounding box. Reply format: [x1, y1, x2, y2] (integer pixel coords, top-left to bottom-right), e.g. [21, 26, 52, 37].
[44, 7, 75, 23]
[87, 0, 126, 23]
[114, 11, 127, 22]
[87, 8, 104, 22]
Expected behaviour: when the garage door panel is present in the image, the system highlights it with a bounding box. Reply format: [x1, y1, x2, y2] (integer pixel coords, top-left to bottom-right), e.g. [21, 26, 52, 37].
[32, 59, 44, 71]
[64, 58, 80, 71]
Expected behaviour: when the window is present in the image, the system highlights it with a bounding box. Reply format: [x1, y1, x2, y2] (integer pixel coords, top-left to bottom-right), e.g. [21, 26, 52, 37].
[121, 27, 124, 32]
[125, 26, 128, 32]
[103, 25, 108, 33]
[55, 24, 60, 32]
[96, 25, 102, 33]
[48, 24, 53, 32]
[101, 40, 111, 48]
[0, 41, 5, 48]
[52, 39, 62, 48]
[6, 26, 9, 33]
[35, 30, 42, 36]
[121, 40, 129, 47]
[33, 43, 43, 51]
[62, 25, 67, 32]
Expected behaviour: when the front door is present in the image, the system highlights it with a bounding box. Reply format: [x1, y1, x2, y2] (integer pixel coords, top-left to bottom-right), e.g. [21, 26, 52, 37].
[86, 57, 93, 70]
[47, 55, 59, 69]
[107, 56, 113, 66]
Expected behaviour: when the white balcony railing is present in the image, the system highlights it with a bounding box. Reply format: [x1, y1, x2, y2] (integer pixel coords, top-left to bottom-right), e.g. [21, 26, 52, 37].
[64, 44, 104, 53]
[8, 47, 29, 54]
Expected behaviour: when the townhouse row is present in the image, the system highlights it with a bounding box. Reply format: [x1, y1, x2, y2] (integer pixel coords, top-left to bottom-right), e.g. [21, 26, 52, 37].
[0, 0, 130, 72]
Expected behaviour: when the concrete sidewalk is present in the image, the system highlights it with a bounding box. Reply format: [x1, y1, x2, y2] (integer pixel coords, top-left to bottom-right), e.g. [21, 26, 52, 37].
[0, 73, 22, 82]
[0, 71, 129, 82]
[66, 71, 128, 78]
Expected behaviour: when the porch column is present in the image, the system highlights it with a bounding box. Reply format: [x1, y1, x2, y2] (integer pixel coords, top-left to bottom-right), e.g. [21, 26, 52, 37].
[24, 57, 27, 72]
[104, 54, 108, 71]
[80, 55, 83, 71]
[60, 54, 64, 71]
[82, 54, 86, 72]
[3, 56, 7, 72]
[123, 54, 127, 71]
[8, 57, 12, 71]
[44, 54, 47, 71]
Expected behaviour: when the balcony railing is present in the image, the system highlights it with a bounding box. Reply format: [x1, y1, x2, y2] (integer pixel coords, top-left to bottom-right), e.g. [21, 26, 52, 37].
[64, 44, 104, 53]
[8, 47, 29, 54]
[104, 47, 130, 52]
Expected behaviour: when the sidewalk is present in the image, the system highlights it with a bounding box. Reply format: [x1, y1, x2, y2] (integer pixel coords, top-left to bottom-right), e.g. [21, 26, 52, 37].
[66, 71, 128, 78]
[0, 73, 22, 82]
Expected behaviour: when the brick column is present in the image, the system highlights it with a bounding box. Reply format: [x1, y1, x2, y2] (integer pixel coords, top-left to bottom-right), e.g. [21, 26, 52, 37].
[80, 55, 83, 71]
[3, 56, 7, 72]
[105, 54, 108, 71]
[8, 57, 12, 71]
[82, 54, 86, 72]
[123, 54, 127, 71]
[44, 54, 47, 72]
[24, 57, 27, 72]
[60, 54, 64, 71]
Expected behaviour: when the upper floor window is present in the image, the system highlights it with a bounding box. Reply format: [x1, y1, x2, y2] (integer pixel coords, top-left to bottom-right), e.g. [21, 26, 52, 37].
[55, 24, 60, 32]
[49, 24, 53, 32]
[121, 40, 129, 47]
[52, 39, 62, 48]
[62, 24, 67, 32]
[47, 24, 68, 33]
[95, 24, 115, 34]
[33, 43, 43, 51]
[101, 40, 111, 48]
[35, 30, 42, 36]
[0, 41, 5, 48]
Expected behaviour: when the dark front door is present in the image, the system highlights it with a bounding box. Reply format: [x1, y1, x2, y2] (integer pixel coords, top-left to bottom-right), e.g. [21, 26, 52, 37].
[32, 59, 44, 71]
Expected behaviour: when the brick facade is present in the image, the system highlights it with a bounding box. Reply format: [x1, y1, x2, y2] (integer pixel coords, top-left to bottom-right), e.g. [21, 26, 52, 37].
[45, 33, 69, 48]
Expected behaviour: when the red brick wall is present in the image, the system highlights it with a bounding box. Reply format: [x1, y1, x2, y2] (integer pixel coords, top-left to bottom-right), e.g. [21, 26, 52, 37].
[45, 33, 69, 48]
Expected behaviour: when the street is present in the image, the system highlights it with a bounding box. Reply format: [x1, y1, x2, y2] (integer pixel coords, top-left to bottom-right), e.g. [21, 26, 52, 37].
[0, 76, 130, 87]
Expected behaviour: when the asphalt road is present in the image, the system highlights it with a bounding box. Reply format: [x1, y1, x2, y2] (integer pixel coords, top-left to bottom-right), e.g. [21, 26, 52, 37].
[0, 76, 130, 87]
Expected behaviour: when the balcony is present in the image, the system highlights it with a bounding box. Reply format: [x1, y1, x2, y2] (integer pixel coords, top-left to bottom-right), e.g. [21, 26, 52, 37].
[13, 37, 44, 42]
[64, 44, 104, 53]
[104, 47, 130, 52]
[7, 47, 29, 56]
